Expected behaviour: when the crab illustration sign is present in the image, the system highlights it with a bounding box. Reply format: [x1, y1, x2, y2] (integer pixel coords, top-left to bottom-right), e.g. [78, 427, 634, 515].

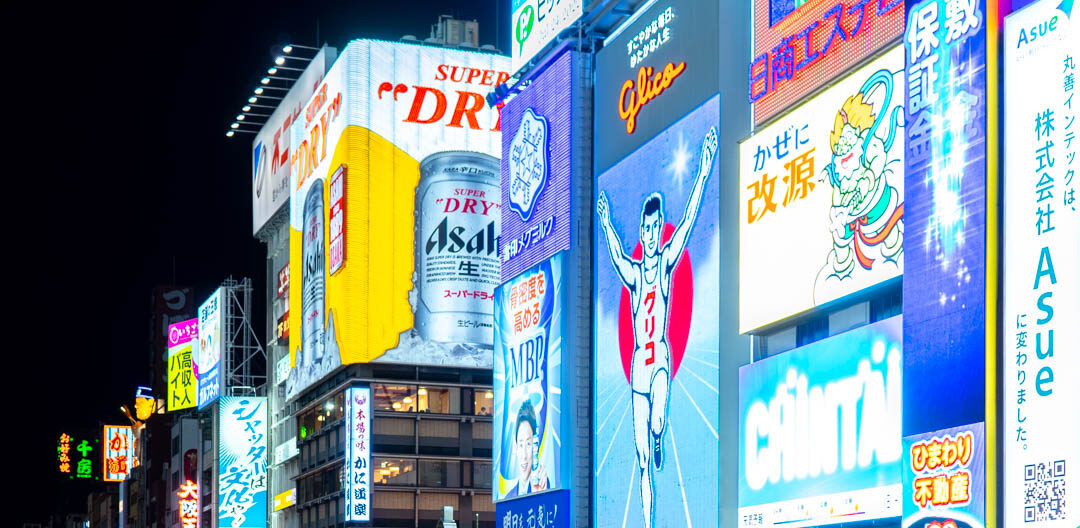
[739, 46, 905, 333]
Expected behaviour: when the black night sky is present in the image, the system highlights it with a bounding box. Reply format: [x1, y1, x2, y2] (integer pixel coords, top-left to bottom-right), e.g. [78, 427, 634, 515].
[15, 1, 504, 522]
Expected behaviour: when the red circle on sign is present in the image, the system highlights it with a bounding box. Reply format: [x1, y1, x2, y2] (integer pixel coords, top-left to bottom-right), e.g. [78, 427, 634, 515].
[616, 223, 693, 384]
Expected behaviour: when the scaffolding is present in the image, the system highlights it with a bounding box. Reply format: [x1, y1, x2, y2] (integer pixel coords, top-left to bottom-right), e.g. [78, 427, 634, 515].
[221, 277, 267, 397]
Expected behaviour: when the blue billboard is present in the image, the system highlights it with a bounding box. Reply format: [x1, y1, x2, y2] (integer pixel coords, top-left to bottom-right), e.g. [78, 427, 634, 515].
[496, 489, 570, 528]
[901, 0, 988, 436]
[738, 316, 903, 527]
[593, 94, 719, 528]
[494, 253, 566, 501]
[197, 289, 223, 410]
[501, 50, 576, 282]
[218, 396, 267, 528]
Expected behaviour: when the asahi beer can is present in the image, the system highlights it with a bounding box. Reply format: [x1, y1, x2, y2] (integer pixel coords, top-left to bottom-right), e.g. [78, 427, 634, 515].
[302, 179, 326, 367]
[415, 151, 500, 345]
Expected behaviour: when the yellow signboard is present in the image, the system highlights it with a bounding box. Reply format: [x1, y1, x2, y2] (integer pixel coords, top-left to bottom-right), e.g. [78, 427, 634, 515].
[273, 488, 296, 511]
[166, 318, 198, 411]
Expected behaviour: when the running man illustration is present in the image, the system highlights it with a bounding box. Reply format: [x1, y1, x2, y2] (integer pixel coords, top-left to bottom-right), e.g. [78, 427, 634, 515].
[816, 68, 904, 297]
[596, 127, 717, 528]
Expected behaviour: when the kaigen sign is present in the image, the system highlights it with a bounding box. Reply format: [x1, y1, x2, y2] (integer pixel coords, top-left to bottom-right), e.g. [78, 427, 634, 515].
[285, 40, 509, 402]
[501, 50, 576, 281]
[750, 0, 905, 126]
[739, 47, 905, 333]
[738, 316, 902, 528]
[1003, 0, 1078, 525]
[594, 95, 720, 528]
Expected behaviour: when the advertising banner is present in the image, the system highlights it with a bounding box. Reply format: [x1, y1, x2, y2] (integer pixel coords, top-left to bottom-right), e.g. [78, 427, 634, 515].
[494, 253, 565, 501]
[511, 0, 582, 73]
[57, 430, 99, 481]
[901, 423, 985, 528]
[167, 318, 198, 412]
[902, 0, 988, 436]
[750, 0, 905, 126]
[103, 425, 135, 482]
[285, 40, 510, 401]
[151, 286, 194, 398]
[197, 289, 223, 409]
[593, 94, 719, 528]
[739, 46, 905, 333]
[344, 386, 371, 522]
[738, 315, 903, 527]
[593, 0, 720, 173]
[252, 47, 333, 234]
[218, 396, 267, 528]
[496, 489, 570, 528]
[501, 50, 576, 282]
[1003, 0, 1079, 525]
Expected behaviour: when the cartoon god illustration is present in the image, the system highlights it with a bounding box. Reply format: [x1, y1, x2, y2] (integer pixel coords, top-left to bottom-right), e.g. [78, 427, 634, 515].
[816, 69, 905, 297]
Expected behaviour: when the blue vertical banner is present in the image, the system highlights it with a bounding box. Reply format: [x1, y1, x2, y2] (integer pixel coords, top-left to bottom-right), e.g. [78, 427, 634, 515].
[593, 95, 720, 528]
[218, 396, 267, 528]
[902, 0, 988, 435]
[344, 386, 372, 522]
[494, 253, 565, 501]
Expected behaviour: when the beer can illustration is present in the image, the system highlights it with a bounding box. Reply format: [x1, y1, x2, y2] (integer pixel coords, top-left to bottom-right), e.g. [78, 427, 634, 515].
[415, 151, 500, 345]
[301, 178, 326, 367]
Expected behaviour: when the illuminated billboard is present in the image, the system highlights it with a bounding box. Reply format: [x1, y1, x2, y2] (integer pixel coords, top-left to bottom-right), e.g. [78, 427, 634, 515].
[511, 0, 582, 73]
[177, 480, 199, 528]
[494, 253, 566, 501]
[344, 386, 371, 522]
[749, 0, 905, 126]
[218, 396, 267, 528]
[593, 0, 720, 173]
[1003, 1, 1079, 525]
[593, 94, 719, 528]
[739, 47, 904, 333]
[902, 423, 985, 528]
[197, 289, 223, 409]
[167, 318, 198, 411]
[285, 40, 510, 401]
[252, 47, 333, 234]
[103, 425, 135, 482]
[501, 49, 578, 282]
[738, 316, 902, 527]
[57, 431, 99, 480]
[901, 0, 989, 440]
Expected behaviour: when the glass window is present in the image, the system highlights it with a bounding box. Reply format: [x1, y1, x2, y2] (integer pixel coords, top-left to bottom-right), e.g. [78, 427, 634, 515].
[417, 386, 460, 414]
[418, 459, 461, 488]
[472, 462, 492, 489]
[473, 389, 494, 416]
[372, 457, 417, 485]
[374, 384, 419, 412]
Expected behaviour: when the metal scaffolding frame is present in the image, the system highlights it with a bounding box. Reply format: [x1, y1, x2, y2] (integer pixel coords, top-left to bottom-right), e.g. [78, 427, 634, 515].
[221, 277, 267, 397]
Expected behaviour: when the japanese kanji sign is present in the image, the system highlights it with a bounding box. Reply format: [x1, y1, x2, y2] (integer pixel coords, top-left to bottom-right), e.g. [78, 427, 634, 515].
[344, 386, 371, 522]
[103, 425, 134, 482]
[496, 488, 569, 528]
[167, 318, 198, 412]
[739, 46, 905, 333]
[1004, 0, 1079, 525]
[218, 397, 267, 528]
[902, 423, 985, 528]
[58, 431, 99, 480]
[177, 480, 199, 528]
[197, 289, 223, 410]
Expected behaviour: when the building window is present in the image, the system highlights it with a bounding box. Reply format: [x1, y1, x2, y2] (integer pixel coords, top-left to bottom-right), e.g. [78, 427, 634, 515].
[473, 461, 492, 489]
[473, 389, 494, 416]
[418, 459, 461, 488]
[372, 457, 417, 486]
[417, 386, 460, 414]
[374, 384, 419, 412]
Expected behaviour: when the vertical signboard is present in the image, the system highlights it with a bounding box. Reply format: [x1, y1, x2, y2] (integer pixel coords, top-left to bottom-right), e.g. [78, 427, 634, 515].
[901, 0, 988, 438]
[197, 289, 223, 409]
[177, 480, 199, 528]
[511, 0, 582, 73]
[749, 0, 906, 126]
[103, 425, 135, 482]
[167, 318, 198, 411]
[501, 50, 576, 282]
[494, 253, 565, 501]
[593, 95, 719, 528]
[285, 41, 510, 401]
[738, 316, 903, 527]
[344, 386, 371, 522]
[901, 423, 985, 528]
[58, 431, 99, 480]
[1003, 1, 1079, 525]
[593, 0, 721, 173]
[218, 396, 267, 528]
[252, 47, 333, 234]
[739, 47, 905, 332]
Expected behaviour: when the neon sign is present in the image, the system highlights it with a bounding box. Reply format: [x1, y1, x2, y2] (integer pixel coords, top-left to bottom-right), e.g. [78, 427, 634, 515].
[103, 425, 135, 482]
[618, 62, 686, 134]
[177, 480, 199, 528]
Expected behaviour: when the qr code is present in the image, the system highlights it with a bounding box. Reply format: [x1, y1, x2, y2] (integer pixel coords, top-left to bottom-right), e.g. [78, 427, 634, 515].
[1024, 460, 1066, 522]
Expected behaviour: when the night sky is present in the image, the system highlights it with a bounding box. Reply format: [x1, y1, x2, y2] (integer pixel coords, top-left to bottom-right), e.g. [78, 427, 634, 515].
[17, 1, 504, 522]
